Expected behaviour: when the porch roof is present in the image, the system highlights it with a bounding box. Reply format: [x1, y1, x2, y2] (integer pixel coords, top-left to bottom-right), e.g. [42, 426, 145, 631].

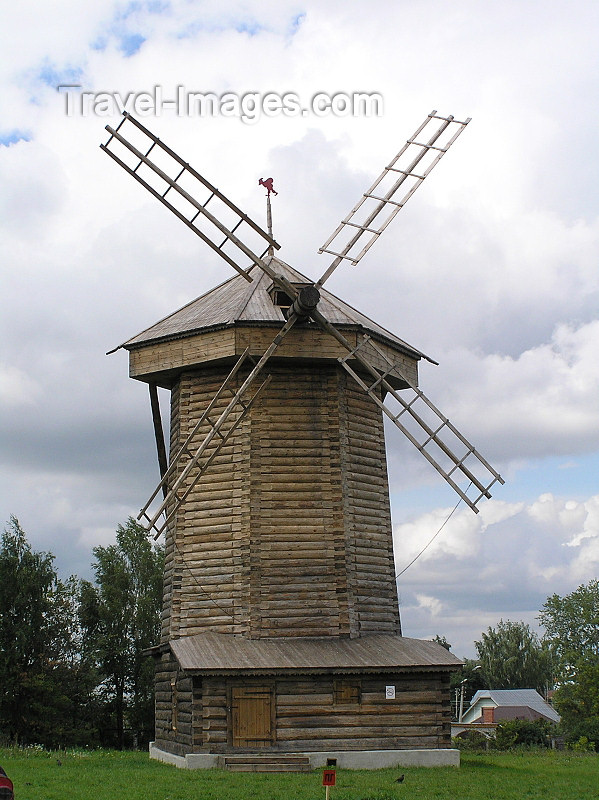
[167, 632, 462, 675]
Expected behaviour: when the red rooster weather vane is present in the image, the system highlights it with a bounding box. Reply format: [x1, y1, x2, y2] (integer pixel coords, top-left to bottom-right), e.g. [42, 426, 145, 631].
[258, 177, 277, 196]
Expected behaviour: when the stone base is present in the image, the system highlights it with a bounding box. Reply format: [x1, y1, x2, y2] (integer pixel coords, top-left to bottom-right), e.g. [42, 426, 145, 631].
[149, 743, 460, 770]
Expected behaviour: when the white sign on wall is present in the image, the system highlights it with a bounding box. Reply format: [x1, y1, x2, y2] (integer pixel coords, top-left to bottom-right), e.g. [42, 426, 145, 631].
[385, 685, 396, 699]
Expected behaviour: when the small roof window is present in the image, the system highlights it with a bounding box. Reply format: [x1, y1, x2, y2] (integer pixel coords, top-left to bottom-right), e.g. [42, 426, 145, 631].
[268, 282, 312, 311]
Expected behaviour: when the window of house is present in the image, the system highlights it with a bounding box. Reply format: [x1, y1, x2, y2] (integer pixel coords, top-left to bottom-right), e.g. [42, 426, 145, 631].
[334, 679, 361, 705]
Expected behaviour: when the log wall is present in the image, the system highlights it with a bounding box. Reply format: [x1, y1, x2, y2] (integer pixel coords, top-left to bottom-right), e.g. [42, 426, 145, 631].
[161, 362, 400, 642]
[129, 324, 418, 389]
[154, 667, 453, 755]
[270, 672, 452, 752]
[153, 650, 194, 757]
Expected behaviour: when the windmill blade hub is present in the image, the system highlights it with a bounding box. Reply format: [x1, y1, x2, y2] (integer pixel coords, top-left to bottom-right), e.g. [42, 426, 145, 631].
[287, 284, 321, 320]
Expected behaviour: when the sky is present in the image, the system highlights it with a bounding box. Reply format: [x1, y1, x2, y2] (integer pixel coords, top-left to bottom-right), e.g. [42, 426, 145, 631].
[1, 0, 598, 659]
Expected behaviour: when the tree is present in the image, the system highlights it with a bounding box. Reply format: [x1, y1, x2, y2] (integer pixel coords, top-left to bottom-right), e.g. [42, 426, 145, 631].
[433, 634, 451, 651]
[0, 516, 96, 747]
[0, 516, 58, 743]
[474, 619, 553, 693]
[494, 718, 551, 750]
[539, 581, 599, 748]
[539, 580, 599, 669]
[80, 518, 164, 749]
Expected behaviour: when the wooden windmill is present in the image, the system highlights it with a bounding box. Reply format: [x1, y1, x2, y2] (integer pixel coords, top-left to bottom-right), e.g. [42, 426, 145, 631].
[102, 112, 503, 768]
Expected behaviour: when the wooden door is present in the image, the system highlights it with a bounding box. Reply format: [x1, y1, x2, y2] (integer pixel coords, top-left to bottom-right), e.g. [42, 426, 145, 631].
[231, 686, 273, 747]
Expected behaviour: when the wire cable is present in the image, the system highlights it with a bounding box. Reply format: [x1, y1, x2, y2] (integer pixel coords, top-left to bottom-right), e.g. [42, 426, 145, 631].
[395, 492, 465, 581]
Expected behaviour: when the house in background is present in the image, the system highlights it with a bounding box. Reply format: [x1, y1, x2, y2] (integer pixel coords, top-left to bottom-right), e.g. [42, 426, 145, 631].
[452, 689, 560, 740]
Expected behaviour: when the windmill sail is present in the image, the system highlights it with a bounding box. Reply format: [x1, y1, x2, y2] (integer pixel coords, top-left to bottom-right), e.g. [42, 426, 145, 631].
[101, 113, 279, 281]
[138, 316, 299, 537]
[316, 111, 470, 288]
[102, 111, 503, 522]
[311, 313, 503, 513]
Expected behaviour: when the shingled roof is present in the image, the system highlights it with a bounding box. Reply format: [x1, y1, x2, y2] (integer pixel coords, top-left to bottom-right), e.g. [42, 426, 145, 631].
[465, 689, 561, 723]
[117, 255, 435, 364]
[166, 631, 462, 674]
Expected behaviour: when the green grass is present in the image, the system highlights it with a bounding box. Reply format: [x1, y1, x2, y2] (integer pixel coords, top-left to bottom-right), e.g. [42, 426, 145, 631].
[0, 748, 597, 800]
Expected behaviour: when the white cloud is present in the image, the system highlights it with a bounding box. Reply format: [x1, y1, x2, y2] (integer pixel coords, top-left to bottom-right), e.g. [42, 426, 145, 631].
[0, 364, 41, 407]
[397, 491, 599, 656]
[422, 321, 599, 462]
[414, 594, 444, 618]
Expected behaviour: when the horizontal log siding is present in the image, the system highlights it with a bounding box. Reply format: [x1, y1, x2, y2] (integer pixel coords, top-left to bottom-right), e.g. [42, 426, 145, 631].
[340, 374, 400, 636]
[201, 678, 228, 749]
[160, 361, 399, 641]
[249, 366, 347, 638]
[273, 673, 452, 751]
[129, 325, 418, 389]
[129, 328, 237, 380]
[162, 671, 452, 756]
[165, 366, 251, 640]
[153, 651, 195, 756]
[160, 381, 181, 643]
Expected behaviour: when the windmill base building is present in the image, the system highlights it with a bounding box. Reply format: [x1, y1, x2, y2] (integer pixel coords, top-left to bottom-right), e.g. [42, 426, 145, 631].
[120, 258, 462, 769]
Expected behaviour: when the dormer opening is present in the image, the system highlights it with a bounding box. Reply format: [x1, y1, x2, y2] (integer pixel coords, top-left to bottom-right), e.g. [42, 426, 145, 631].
[272, 289, 293, 311]
[268, 282, 312, 313]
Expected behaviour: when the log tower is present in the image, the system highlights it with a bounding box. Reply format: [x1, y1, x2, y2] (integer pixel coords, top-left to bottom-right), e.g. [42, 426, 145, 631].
[119, 259, 461, 763]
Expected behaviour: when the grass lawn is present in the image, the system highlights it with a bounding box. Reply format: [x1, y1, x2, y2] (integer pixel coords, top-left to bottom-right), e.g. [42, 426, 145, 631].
[0, 748, 597, 800]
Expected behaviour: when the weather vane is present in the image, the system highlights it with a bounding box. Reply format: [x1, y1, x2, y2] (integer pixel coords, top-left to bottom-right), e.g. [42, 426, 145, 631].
[258, 177, 277, 196]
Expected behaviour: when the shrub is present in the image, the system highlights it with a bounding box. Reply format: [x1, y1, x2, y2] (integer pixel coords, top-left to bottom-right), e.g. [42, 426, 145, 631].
[569, 736, 596, 752]
[560, 716, 599, 752]
[453, 730, 490, 750]
[494, 719, 550, 750]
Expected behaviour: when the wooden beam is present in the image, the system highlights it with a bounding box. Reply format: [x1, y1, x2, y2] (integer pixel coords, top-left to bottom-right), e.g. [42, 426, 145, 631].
[149, 382, 168, 498]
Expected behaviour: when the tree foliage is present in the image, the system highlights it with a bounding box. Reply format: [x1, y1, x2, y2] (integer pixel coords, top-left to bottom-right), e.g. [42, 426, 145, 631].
[474, 619, 552, 693]
[0, 516, 164, 749]
[432, 634, 451, 651]
[539, 579, 599, 669]
[80, 518, 164, 749]
[539, 580, 599, 749]
[0, 516, 97, 746]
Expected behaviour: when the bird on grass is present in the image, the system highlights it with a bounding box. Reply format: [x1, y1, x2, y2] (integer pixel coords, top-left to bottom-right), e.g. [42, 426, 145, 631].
[395, 774, 405, 783]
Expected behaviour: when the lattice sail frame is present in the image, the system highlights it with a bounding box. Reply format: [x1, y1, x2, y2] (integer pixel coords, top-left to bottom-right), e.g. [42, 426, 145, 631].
[337, 335, 503, 512]
[315, 111, 471, 288]
[101, 113, 280, 282]
[139, 319, 298, 540]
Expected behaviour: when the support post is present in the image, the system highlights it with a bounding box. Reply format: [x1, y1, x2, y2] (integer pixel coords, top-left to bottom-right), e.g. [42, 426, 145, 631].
[149, 383, 168, 498]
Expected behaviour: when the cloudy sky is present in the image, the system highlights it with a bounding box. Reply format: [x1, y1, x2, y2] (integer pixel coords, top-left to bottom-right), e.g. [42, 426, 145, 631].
[1, 0, 598, 658]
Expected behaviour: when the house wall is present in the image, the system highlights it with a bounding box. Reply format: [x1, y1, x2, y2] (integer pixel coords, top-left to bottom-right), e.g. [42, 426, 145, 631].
[154, 650, 194, 757]
[153, 662, 452, 756]
[462, 700, 496, 724]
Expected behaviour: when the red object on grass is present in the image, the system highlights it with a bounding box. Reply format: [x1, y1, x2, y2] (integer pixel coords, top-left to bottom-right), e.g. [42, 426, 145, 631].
[0, 773, 14, 800]
[322, 769, 336, 786]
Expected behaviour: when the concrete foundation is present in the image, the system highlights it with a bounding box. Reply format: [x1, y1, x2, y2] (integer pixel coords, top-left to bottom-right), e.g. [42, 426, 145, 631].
[149, 743, 460, 769]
